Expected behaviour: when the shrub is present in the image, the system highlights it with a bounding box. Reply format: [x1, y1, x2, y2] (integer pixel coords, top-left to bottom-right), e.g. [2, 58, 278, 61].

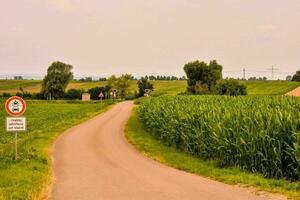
[2, 93, 11, 98]
[65, 89, 83, 100]
[215, 79, 247, 96]
[88, 87, 106, 100]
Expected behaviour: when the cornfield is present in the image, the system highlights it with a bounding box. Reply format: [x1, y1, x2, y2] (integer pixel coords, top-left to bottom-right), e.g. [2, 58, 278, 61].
[139, 96, 300, 181]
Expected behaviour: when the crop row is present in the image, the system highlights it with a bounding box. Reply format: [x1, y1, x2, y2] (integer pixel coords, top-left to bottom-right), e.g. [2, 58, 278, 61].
[139, 96, 300, 180]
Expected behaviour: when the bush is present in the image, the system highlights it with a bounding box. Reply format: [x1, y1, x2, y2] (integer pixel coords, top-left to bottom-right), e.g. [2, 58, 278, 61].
[124, 93, 136, 100]
[292, 71, 300, 82]
[88, 87, 106, 100]
[65, 89, 83, 100]
[2, 92, 11, 98]
[215, 79, 247, 96]
[16, 91, 32, 99]
[31, 93, 45, 100]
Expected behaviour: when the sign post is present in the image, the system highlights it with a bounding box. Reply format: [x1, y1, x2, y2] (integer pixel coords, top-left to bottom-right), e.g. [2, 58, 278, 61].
[99, 92, 104, 108]
[5, 96, 27, 160]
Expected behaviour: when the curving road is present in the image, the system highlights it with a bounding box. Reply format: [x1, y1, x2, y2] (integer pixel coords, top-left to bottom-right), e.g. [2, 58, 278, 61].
[51, 101, 284, 200]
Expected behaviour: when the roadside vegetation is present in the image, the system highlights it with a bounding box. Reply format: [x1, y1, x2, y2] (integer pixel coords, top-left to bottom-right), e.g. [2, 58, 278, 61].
[139, 96, 300, 181]
[126, 107, 300, 199]
[0, 100, 116, 199]
[126, 61, 300, 199]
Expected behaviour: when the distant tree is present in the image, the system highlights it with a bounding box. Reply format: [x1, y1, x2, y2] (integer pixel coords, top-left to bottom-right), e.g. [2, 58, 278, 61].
[115, 74, 134, 97]
[99, 77, 107, 81]
[137, 78, 154, 97]
[85, 77, 93, 82]
[107, 75, 118, 88]
[42, 61, 73, 99]
[184, 60, 222, 93]
[148, 75, 155, 80]
[286, 75, 292, 81]
[292, 71, 300, 82]
[216, 79, 247, 96]
[14, 76, 23, 80]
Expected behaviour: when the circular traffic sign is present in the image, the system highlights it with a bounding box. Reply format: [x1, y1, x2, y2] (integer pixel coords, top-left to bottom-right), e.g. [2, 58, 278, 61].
[5, 96, 26, 117]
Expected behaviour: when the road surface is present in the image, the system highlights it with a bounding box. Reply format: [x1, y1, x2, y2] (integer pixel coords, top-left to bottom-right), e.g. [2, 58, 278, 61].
[52, 101, 284, 200]
[286, 86, 300, 97]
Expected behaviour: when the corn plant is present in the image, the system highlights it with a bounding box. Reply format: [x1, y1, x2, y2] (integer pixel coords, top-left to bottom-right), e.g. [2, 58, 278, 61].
[139, 95, 300, 181]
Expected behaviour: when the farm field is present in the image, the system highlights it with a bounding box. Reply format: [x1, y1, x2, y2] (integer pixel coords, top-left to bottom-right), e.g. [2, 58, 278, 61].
[134, 95, 300, 199]
[126, 107, 300, 199]
[241, 81, 300, 95]
[1, 79, 300, 96]
[0, 100, 115, 199]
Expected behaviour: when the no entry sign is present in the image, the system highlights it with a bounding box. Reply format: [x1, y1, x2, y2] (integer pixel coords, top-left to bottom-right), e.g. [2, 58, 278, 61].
[5, 96, 26, 117]
[4, 96, 27, 160]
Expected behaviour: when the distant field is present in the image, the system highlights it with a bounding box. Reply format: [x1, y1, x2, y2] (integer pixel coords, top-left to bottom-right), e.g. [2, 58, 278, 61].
[0, 79, 299, 96]
[241, 81, 300, 95]
[0, 80, 41, 91]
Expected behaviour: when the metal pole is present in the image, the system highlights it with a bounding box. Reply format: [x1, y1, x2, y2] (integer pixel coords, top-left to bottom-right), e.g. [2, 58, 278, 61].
[15, 132, 18, 160]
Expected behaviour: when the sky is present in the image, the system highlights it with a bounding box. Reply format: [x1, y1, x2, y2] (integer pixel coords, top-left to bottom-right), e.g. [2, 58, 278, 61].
[1, 0, 300, 79]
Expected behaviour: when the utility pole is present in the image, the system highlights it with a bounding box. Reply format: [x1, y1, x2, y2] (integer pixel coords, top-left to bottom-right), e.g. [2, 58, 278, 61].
[268, 66, 278, 80]
[243, 68, 246, 80]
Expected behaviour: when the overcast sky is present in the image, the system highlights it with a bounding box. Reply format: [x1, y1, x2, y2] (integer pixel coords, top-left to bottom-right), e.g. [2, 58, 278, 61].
[1, 0, 300, 79]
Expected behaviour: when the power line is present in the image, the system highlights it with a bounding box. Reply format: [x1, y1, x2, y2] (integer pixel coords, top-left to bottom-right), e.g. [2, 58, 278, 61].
[267, 66, 278, 80]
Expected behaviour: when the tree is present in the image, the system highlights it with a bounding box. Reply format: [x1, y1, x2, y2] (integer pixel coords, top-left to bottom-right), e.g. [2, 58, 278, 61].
[216, 79, 247, 96]
[137, 78, 154, 97]
[292, 71, 300, 82]
[115, 74, 134, 97]
[286, 75, 292, 81]
[184, 60, 222, 93]
[42, 61, 73, 99]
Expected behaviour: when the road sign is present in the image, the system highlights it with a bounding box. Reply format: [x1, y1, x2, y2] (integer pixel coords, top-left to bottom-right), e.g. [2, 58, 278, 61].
[99, 92, 104, 98]
[6, 117, 27, 132]
[5, 96, 26, 117]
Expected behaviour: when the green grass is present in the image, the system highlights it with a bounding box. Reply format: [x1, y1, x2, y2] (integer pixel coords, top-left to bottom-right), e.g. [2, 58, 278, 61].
[125, 107, 300, 200]
[1, 80, 299, 96]
[241, 81, 300, 95]
[0, 80, 41, 91]
[0, 100, 116, 200]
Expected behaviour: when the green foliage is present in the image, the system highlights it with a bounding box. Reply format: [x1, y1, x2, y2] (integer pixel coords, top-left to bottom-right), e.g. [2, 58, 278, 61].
[2, 92, 11, 98]
[292, 71, 300, 82]
[41, 61, 73, 99]
[126, 108, 300, 199]
[65, 89, 83, 100]
[137, 78, 154, 97]
[139, 96, 300, 181]
[216, 79, 247, 96]
[88, 87, 106, 100]
[184, 60, 222, 93]
[107, 74, 134, 97]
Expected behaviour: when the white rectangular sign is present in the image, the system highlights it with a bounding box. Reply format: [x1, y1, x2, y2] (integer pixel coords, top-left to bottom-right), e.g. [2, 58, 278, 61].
[6, 117, 27, 132]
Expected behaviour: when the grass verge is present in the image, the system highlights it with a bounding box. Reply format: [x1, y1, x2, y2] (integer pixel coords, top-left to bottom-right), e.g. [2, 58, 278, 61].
[125, 107, 300, 200]
[0, 100, 117, 200]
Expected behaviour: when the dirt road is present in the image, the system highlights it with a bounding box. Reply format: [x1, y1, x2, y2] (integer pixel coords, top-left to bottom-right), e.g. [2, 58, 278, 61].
[52, 101, 283, 200]
[286, 86, 300, 97]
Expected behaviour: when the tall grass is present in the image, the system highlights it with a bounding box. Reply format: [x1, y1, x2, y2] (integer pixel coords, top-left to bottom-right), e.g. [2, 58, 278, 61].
[139, 96, 300, 181]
